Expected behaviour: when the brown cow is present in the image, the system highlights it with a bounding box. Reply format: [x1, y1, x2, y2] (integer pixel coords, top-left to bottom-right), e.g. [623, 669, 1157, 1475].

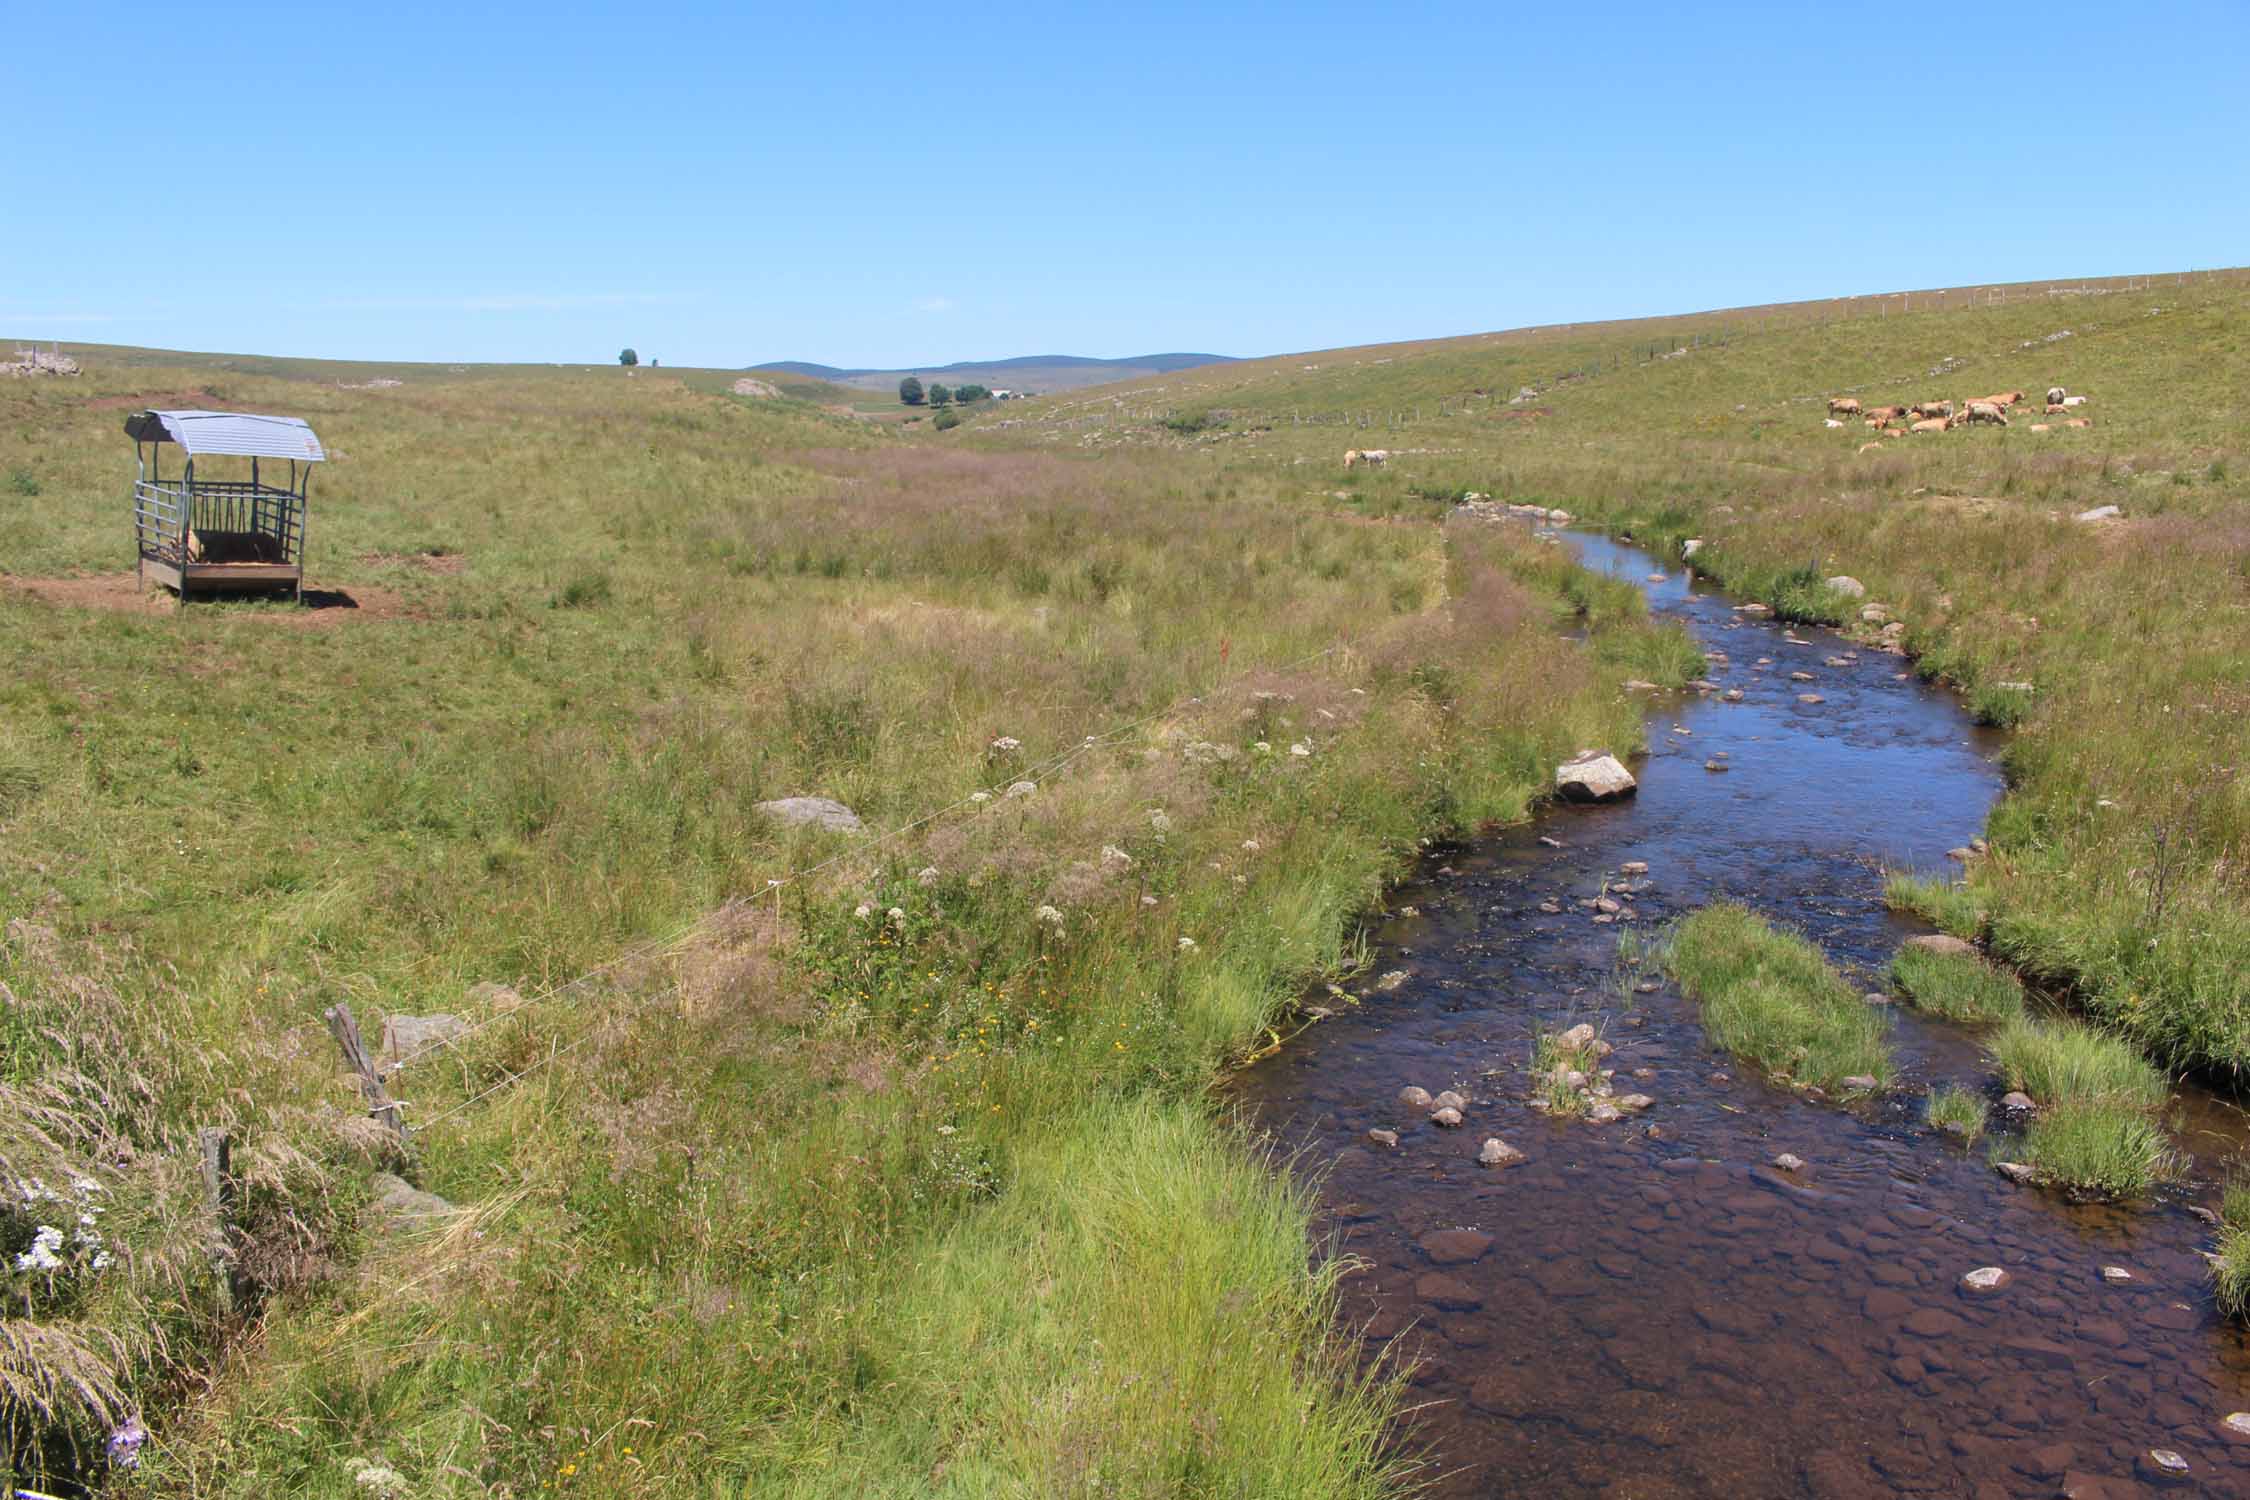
[1910, 416, 1953, 433]
[1866, 404, 1909, 420]
[1882, 427, 1905, 438]
[2046, 403, 2067, 414]
[1857, 441, 1885, 454]
[1829, 397, 1862, 416]
[1912, 400, 1953, 420]
[1963, 401, 2009, 426]
[2064, 417, 2093, 428]
[1973, 391, 2027, 410]
[2028, 423, 2052, 432]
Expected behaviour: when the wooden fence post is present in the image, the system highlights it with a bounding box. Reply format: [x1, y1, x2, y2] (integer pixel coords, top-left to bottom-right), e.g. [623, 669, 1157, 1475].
[325, 1002, 407, 1145]
[198, 1127, 238, 1315]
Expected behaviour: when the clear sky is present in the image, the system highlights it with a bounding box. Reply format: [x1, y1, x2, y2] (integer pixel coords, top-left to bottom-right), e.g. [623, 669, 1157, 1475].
[4, 2, 2243, 368]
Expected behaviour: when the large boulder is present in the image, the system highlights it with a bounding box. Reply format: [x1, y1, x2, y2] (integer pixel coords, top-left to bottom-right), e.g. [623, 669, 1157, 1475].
[754, 796, 863, 833]
[1825, 575, 1867, 598]
[381, 1013, 467, 1065]
[1556, 751, 1637, 803]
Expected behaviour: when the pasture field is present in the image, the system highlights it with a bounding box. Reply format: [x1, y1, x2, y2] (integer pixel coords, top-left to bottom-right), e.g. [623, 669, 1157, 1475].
[1028, 271, 2250, 1085]
[4, 266, 2245, 1492]
[0, 349, 1685, 1492]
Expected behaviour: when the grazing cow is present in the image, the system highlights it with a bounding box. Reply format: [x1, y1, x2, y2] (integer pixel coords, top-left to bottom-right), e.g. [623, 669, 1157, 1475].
[1829, 397, 1862, 417]
[1883, 427, 1905, 438]
[1824, 418, 1845, 428]
[2046, 386, 2066, 405]
[1910, 416, 1953, 433]
[2064, 417, 2093, 428]
[2028, 423, 2052, 432]
[1912, 400, 1953, 419]
[2061, 395, 2088, 407]
[1344, 449, 1385, 468]
[1963, 401, 2009, 426]
[1867, 405, 1909, 420]
[2046, 403, 2067, 415]
[1858, 441, 1885, 454]
[1973, 391, 2027, 410]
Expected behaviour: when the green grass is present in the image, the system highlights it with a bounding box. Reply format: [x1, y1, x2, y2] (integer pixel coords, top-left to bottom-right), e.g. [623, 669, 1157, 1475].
[2216, 1177, 2250, 1320]
[1989, 1017, 2170, 1111]
[1664, 904, 1893, 1089]
[2014, 1100, 2173, 1198]
[1884, 870, 1986, 940]
[1926, 1084, 1990, 1144]
[1890, 945, 2025, 1023]
[0, 351, 1689, 1490]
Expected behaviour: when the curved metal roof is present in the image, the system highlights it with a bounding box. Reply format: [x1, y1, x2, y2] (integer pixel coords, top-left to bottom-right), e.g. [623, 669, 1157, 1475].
[123, 410, 326, 461]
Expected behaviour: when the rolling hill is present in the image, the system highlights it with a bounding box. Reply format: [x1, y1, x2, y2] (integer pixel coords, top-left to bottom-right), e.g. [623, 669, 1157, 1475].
[749, 351, 1237, 395]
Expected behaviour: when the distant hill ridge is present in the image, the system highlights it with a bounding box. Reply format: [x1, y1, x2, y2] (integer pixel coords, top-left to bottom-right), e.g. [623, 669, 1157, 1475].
[751, 352, 1238, 394]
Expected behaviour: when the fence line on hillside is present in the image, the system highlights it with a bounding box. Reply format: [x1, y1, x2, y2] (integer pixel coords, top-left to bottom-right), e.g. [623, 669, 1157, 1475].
[362, 638, 1349, 1138]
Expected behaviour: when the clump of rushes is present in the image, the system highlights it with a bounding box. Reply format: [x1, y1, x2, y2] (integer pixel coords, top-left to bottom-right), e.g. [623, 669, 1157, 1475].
[1926, 1084, 1989, 1144]
[2015, 1100, 2173, 1198]
[1890, 945, 2024, 1023]
[1664, 904, 1893, 1089]
[1989, 1017, 2169, 1112]
[2213, 1177, 2250, 1320]
[1883, 869, 1985, 940]
[1530, 1028, 1603, 1117]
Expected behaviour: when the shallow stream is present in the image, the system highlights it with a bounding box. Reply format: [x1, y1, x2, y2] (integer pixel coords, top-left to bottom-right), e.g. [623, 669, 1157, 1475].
[1237, 527, 2250, 1498]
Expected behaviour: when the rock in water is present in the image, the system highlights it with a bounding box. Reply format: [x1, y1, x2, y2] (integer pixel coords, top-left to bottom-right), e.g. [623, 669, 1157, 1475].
[1995, 1161, 2037, 1184]
[1772, 1153, 1808, 1173]
[753, 796, 863, 833]
[1478, 1138, 1526, 1168]
[1555, 751, 1637, 803]
[1432, 1090, 1467, 1111]
[1367, 1129, 1399, 1148]
[1429, 1106, 1464, 1128]
[1397, 1086, 1433, 1108]
[1961, 1266, 2013, 1293]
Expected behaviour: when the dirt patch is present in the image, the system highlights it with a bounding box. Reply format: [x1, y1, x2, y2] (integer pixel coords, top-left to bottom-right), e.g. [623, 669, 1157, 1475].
[360, 550, 468, 575]
[3, 572, 418, 624]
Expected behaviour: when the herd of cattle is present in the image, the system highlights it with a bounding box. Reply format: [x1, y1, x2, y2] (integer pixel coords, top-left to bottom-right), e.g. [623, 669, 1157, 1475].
[1343, 448, 1391, 468]
[1827, 385, 2092, 443]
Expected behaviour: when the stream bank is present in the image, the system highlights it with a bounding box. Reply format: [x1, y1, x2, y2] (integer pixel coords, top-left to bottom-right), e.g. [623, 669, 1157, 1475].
[1238, 523, 2250, 1498]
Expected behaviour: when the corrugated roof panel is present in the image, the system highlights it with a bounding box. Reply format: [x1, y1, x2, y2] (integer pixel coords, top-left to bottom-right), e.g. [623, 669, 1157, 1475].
[124, 410, 326, 461]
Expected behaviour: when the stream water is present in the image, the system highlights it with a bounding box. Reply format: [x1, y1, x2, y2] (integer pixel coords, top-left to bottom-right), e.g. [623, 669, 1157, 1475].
[1237, 526, 2250, 1498]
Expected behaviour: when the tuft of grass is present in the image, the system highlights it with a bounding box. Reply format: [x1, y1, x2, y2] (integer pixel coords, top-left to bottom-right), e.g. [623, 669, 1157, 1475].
[2216, 1176, 2250, 1320]
[1989, 1017, 2169, 1111]
[1926, 1083, 1989, 1143]
[2015, 1099, 2173, 1198]
[1664, 904, 1893, 1089]
[1890, 944, 2024, 1023]
[1884, 869, 1985, 939]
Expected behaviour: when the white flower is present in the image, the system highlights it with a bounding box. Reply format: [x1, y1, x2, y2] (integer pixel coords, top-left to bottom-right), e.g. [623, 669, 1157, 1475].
[1177, 937, 1198, 951]
[1100, 845, 1132, 867]
[917, 866, 941, 885]
[70, 1177, 101, 1197]
[90, 1250, 113, 1270]
[853, 903, 875, 919]
[990, 736, 1021, 752]
[1232, 875, 1247, 885]
[1289, 741, 1313, 757]
[937, 1124, 958, 1137]
[1241, 840, 1260, 852]
[1252, 741, 1273, 754]
[1034, 905, 1065, 928]
[970, 791, 992, 804]
[1141, 895, 1159, 907]
[16, 1225, 65, 1272]
[1147, 809, 1171, 834]
[1004, 780, 1038, 799]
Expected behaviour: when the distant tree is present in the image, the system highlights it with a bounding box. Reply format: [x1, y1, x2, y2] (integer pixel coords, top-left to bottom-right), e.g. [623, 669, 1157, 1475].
[899, 376, 925, 405]
[954, 383, 990, 403]
[928, 382, 953, 406]
[618, 348, 639, 367]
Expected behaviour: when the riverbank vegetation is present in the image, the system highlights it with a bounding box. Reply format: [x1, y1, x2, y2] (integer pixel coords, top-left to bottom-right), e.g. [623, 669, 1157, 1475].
[1663, 905, 1893, 1089]
[1890, 944, 2025, 1023]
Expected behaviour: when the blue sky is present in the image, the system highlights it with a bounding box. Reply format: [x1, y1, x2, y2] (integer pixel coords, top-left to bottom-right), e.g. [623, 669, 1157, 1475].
[4, 2, 2243, 367]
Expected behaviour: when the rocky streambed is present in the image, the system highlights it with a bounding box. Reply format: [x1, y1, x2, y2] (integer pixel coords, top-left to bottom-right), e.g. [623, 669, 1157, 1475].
[1237, 526, 2250, 1498]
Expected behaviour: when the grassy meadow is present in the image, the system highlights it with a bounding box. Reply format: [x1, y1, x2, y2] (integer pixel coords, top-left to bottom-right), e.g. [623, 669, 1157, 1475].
[5, 264, 2248, 1486]
[1049, 272, 2250, 1086]
[0, 348, 1686, 1491]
